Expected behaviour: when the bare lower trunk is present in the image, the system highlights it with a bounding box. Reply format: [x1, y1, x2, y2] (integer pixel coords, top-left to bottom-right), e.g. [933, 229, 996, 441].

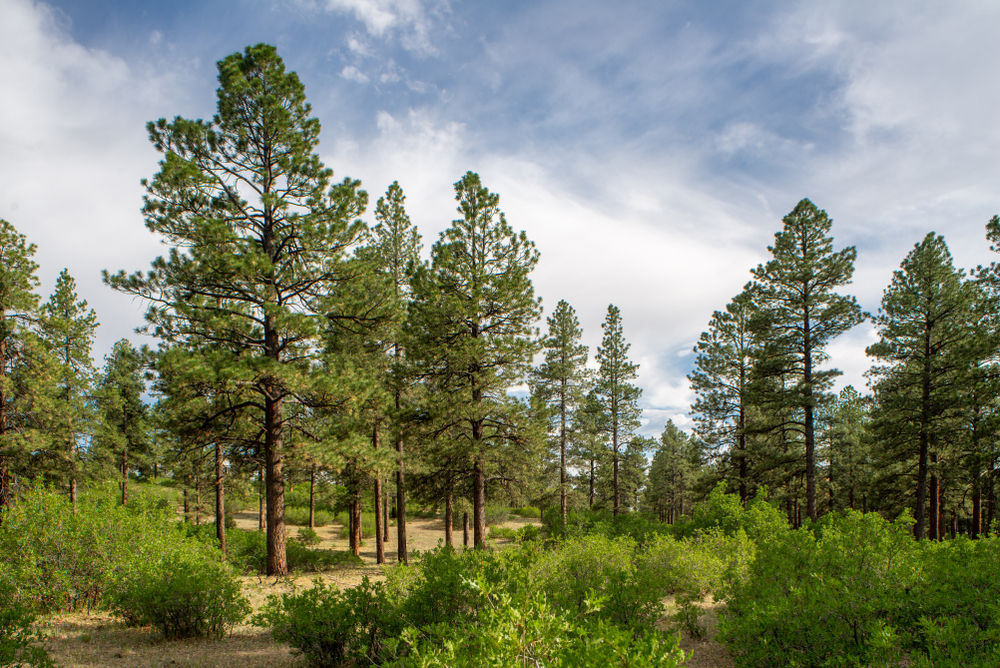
[445, 492, 453, 547]
[309, 464, 316, 530]
[120, 444, 128, 506]
[473, 457, 486, 548]
[374, 425, 384, 564]
[265, 393, 288, 575]
[929, 453, 939, 541]
[383, 485, 389, 543]
[258, 465, 266, 532]
[463, 512, 469, 547]
[195, 478, 201, 525]
[396, 430, 408, 565]
[216, 441, 226, 556]
[350, 486, 362, 557]
[183, 486, 190, 521]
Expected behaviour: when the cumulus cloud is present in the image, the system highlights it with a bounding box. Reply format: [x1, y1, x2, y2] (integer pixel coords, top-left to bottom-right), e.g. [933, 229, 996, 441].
[341, 64, 369, 82]
[323, 0, 447, 56]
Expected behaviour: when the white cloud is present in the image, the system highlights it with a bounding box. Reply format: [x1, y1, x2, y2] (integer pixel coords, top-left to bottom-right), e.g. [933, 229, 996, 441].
[323, 0, 446, 55]
[0, 0, 192, 362]
[341, 64, 369, 82]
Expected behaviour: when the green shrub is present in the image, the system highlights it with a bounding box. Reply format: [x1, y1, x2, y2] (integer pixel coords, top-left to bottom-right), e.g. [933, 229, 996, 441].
[534, 534, 664, 632]
[0, 485, 182, 613]
[484, 504, 510, 526]
[512, 506, 540, 518]
[286, 506, 333, 527]
[109, 551, 249, 640]
[189, 526, 360, 574]
[487, 526, 518, 541]
[0, 583, 55, 668]
[383, 563, 687, 668]
[719, 510, 919, 668]
[335, 511, 381, 538]
[296, 527, 322, 547]
[256, 578, 397, 667]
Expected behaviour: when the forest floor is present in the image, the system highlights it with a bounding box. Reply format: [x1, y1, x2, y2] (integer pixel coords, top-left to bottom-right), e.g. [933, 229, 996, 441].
[39, 512, 734, 667]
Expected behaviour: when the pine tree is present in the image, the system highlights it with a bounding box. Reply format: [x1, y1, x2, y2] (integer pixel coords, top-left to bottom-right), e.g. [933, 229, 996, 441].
[94, 340, 150, 506]
[751, 199, 864, 522]
[405, 171, 541, 547]
[689, 286, 759, 501]
[646, 421, 701, 522]
[867, 233, 973, 539]
[38, 269, 98, 502]
[532, 299, 589, 523]
[0, 219, 44, 513]
[104, 44, 367, 574]
[359, 181, 422, 564]
[594, 304, 642, 516]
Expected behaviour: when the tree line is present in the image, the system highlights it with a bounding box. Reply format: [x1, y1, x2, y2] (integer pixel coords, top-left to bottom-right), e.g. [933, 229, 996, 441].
[1, 43, 995, 580]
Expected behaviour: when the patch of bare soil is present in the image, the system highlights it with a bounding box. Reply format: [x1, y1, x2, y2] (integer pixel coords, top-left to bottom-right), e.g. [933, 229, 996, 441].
[660, 595, 735, 668]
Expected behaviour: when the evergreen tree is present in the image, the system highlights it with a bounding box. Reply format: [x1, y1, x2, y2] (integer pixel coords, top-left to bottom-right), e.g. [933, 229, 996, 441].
[37, 270, 98, 502]
[751, 199, 864, 522]
[94, 340, 150, 506]
[358, 181, 422, 564]
[594, 304, 641, 516]
[104, 44, 367, 574]
[866, 233, 973, 539]
[405, 171, 541, 547]
[570, 390, 609, 509]
[689, 286, 759, 501]
[821, 386, 874, 513]
[531, 299, 589, 523]
[0, 219, 45, 513]
[646, 421, 701, 522]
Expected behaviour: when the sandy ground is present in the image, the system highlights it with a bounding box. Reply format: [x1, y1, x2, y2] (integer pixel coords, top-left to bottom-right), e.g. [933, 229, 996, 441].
[40, 512, 735, 667]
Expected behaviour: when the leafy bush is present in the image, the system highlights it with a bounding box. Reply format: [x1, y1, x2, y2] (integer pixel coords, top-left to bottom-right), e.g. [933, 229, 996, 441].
[719, 510, 919, 667]
[384, 564, 687, 668]
[215, 527, 361, 574]
[0, 583, 55, 668]
[286, 506, 333, 527]
[256, 578, 395, 667]
[535, 534, 665, 632]
[335, 511, 381, 538]
[512, 506, 540, 518]
[487, 526, 518, 541]
[296, 527, 322, 547]
[484, 504, 510, 526]
[0, 485, 183, 613]
[109, 551, 249, 640]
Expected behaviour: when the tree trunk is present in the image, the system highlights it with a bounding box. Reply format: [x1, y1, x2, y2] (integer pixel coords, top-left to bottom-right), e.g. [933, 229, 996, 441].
[445, 492, 453, 547]
[395, 396, 408, 565]
[589, 458, 595, 508]
[972, 479, 982, 539]
[612, 410, 620, 517]
[264, 392, 287, 575]
[929, 452, 939, 541]
[309, 464, 316, 530]
[258, 464, 266, 532]
[463, 512, 469, 547]
[383, 485, 389, 543]
[373, 425, 384, 564]
[560, 386, 568, 524]
[183, 486, 190, 521]
[195, 477, 201, 525]
[473, 457, 486, 548]
[215, 441, 226, 556]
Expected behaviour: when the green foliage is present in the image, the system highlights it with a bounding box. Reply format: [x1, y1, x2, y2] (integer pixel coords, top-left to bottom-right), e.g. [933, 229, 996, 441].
[720, 510, 919, 667]
[534, 534, 664, 632]
[109, 551, 249, 640]
[189, 526, 362, 574]
[335, 510, 381, 538]
[256, 578, 395, 667]
[296, 527, 322, 547]
[0, 583, 55, 668]
[512, 505, 541, 518]
[286, 506, 333, 527]
[0, 485, 179, 613]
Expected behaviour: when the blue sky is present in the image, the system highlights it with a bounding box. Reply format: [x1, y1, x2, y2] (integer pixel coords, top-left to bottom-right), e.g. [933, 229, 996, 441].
[3, 0, 1000, 437]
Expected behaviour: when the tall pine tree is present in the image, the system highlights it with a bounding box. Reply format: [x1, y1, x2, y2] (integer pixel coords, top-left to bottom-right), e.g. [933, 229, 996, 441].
[405, 172, 541, 547]
[105, 44, 367, 574]
[594, 304, 641, 517]
[751, 199, 864, 522]
[532, 299, 589, 523]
